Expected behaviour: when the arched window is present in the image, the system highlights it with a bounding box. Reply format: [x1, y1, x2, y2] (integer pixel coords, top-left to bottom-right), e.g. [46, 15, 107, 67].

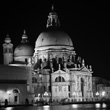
[13, 89, 19, 93]
[55, 76, 65, 82]
[55, 77, 59, 82]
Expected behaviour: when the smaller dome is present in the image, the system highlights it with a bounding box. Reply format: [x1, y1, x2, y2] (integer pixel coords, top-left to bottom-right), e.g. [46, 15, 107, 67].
[14, 30, 34, 57]
[14, 43, 33, 57]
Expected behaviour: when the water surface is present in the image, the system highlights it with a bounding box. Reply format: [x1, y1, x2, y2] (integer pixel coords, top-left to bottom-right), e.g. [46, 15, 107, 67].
[0, 103, 109, 110]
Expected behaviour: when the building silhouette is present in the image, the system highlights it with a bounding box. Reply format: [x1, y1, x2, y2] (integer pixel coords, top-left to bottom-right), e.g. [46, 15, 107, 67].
[0, 6, 94, 104]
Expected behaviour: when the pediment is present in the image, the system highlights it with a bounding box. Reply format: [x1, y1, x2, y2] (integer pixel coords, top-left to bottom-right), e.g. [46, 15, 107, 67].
[80, 66, 92, 73]
[52, 69, 67, 75]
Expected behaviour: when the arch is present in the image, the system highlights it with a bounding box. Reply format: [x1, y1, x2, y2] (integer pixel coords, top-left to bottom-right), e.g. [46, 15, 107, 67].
[13, 89, 19, 93]
[13, 89, 20, 93]
[55, 77, 59, 82]
[55, 76, 65, 82]
[13, 88, 20, 104]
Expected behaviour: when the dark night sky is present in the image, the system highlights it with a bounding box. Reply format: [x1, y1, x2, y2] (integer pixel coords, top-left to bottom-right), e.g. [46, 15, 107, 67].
[0, 1, 110, 80]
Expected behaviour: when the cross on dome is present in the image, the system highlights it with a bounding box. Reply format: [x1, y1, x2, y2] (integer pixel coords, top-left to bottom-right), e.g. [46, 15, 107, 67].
[23, 29, 26, 35]
[51, 4, 54, 11]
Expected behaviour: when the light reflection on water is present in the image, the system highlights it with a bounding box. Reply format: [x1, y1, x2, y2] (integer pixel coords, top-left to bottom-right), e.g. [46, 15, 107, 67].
[71, 104, 78, 108]
[0, 103, 109, 110]
[0, 107, 14, 110]
[95, 103, 107, 109]
[95, 103, 101, 108]
[5, 107, 13, 110]
[102, 103, 107, 108]
[43, 105, 50, 110]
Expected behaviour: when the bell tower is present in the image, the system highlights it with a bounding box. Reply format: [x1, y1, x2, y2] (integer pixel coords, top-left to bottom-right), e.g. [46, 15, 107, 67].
[3, 35, 13, 65]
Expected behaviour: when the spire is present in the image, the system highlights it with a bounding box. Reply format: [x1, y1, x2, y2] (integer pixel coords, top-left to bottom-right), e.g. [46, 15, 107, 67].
[77, 56, 81, 63]
[23, 29, 26, 35]
[82, 59, 85, 67]
[89, 65, 92, 71]
[21, 29, 28, 43]
[46, 5, 60, 28]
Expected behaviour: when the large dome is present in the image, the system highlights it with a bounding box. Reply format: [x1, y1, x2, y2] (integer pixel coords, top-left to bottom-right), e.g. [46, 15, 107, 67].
[35, 7, 73, 49]
[35, 28, 73, 48]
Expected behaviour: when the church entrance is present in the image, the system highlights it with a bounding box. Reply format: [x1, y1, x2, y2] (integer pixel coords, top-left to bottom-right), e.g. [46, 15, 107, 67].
[13, 89, 20, 104]
[54, 76, 68, 99]
[14, 96, 18, 103]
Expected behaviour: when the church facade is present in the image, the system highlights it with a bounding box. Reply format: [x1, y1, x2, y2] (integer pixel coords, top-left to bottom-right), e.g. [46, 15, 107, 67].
[0, 6, 93, 104]
[32, 6, 93, 102]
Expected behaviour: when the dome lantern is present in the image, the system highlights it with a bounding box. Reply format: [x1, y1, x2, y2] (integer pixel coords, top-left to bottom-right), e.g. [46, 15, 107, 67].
[21, 29, 28, 43]
[46, 5, 60, 28]
[14, 30, 33, 60]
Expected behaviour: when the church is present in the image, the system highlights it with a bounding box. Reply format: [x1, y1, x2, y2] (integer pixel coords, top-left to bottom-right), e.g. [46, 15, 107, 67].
[0, 6, 93, 104]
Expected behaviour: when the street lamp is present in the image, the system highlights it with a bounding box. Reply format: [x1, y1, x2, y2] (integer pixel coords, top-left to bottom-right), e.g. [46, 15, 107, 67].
[38, 93, 40, 101]
[7, 90, 11, 104]
[44, 92, 48, 102]
[95, 92, 99, 101]
[44, 92, 48, 96]
[102, 91, 106, 97]
[72, 92, 76, 100]
[96, 92, 99, 97]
